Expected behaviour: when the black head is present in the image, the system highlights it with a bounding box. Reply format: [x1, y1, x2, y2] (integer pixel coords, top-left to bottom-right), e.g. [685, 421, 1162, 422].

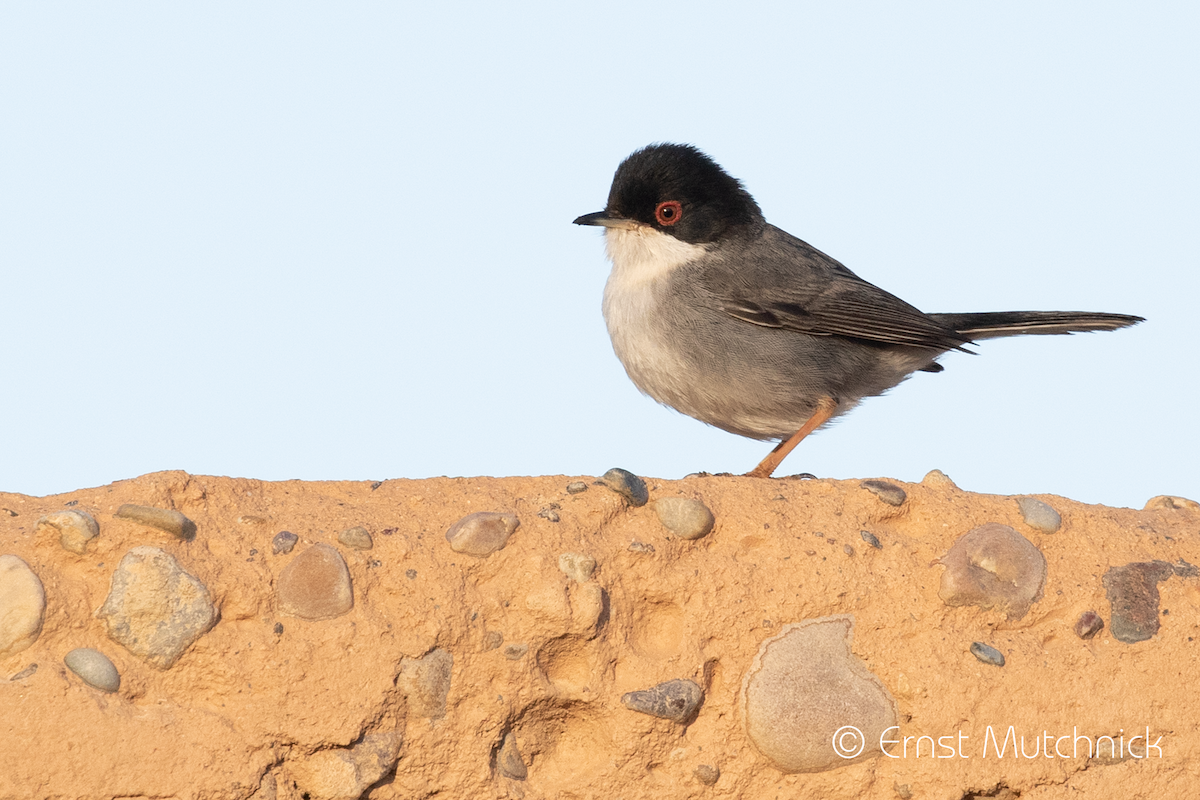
[574, 143, 764, 244]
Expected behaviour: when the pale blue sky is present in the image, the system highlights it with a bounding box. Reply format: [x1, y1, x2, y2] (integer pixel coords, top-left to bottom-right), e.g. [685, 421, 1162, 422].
[2, 4, 1196, 507]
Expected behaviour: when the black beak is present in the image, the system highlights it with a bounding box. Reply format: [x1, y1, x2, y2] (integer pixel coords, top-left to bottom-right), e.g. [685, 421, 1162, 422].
[573, 210, 636, 229]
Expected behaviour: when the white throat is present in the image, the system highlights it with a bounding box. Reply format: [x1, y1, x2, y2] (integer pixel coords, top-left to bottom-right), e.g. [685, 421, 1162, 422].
[602, 225, 707, 289]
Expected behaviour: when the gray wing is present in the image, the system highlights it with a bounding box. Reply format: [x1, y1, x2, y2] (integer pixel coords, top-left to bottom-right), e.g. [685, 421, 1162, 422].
[706, 225, 973, 352]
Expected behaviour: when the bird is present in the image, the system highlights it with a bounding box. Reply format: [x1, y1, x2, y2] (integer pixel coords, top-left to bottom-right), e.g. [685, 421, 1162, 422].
[573, 143, 1143, 478]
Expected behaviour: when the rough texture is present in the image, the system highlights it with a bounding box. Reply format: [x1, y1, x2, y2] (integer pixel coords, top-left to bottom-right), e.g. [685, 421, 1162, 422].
[936, 523, 1047, 620]
[1, 470, 1199, 799]
[35, 509, 100, 554]
[97, 546, 218, 668]
[1102, 561, 1177, 644]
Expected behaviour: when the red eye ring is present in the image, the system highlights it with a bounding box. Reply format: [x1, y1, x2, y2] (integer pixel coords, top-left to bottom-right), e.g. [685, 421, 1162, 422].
[655, 200, 683, 226]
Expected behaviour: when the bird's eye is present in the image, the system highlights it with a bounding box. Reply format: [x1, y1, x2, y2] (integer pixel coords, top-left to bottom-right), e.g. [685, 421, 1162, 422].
[655, 201, 683, 226]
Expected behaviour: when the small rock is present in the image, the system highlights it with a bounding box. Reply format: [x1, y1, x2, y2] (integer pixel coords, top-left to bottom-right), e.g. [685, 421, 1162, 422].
[97, 547, 218, 668]
[937, 523, 1047, 620]
[622, 679, 704, 724]
[288, 731, 401, 800]
[843, 544, 854, 556]
[538, 505, 561, 523]
[860, 480, 906, 507]
[1144, 495, 1199, 511]
[1016, 497, 1062, 533]
[337, 526, 373, 550]
[921, 469, 958, 490]
[0, 555, 46, 658]
[1, 509, 17, 517]
[445, 512, 520, 557]
[503, 643, 528, 660]
[496, 731, 527, 780]
[1103, 561, 1176, 643]
[237, 515, 268, 526]
[558, 552, 596, 583]
[628, 541, 655, 554]
[484, 631, 504, 650]
[276, 544, 354, 621]
[273, 622, 284, 635]
[598, 468, 649, 507]
[397, 648, 453, 719]
[114, 504, 197, 540]
[654, 497, 715, 540]
[272, 531, 298, 555]
[970, 642, 1005, 667]
[64, 648, 121, 692]
[693, 764, 720, 786]
[406, 569, 418, 580]
[1075, 611, 1105, 640]
[860, 530, 882, 549]
[566, 481, 589, 494]
[35, 510, 100, 555]
[9, 663, 37, 681]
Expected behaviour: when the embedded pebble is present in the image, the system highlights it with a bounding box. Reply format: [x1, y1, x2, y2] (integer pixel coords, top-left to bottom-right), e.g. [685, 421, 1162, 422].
[9, 663, 37, 681]
[558, 552, 596, 583]
[272, 531, 298, 555]
[97, 546, 218, 668]
[921, 469, 958, 490]
[860, 480, 906, 506]
[693, 764, 720, 786]
[598, 467, 649, 507]
[276, 544, 354, 621]
[566, 481, 589, 494]
[843, 544, 854, 556]
[970, 642, 1005, 667]
[237, 515, 268, 526]
[654, 497, 715, 540]
[860, 530, 882, 549]
[741, 615, 898, 773]
[397, 648, 454, 719]
[484, 631, 504, 650]
[538, 505, 561, 523]
[1103, 561, 1176, 643]
[64, 648, 121, 692]
[628, 541, 655, 554]
[337, 526, 373, 550]
[1144, 495, 1199, 511]
[1016, 497, 1062, 533]
[445, 512, 520, 557]
[289, 731, 401, 800]
[1075, 611, 1105, 640]
[0, 555, 46, 658]
[114, 503, 197, 540]
[503, 643, 528, 660]
[937, 523, 1046, 620]
[35, 510, 100, 555]
[496, 731, 527, 780]
[621, 678, 704, 724]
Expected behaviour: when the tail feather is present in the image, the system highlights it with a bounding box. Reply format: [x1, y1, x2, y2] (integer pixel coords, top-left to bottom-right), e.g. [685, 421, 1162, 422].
[928, 311, 1144, 341]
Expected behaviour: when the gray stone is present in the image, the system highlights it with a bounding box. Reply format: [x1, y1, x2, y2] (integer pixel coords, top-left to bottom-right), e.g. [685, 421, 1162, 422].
[921, 469, 958, 490]
[397, 648, 453, 719]
[598, 468, 649, 507]
[35, 510, 100, 555]
[484, 631, 504, 650]
[97, 546, 217, 668]
[337, 526, 373, 550]
[621, 679, 704, 724]
[1144, 495, 1199, 511]
[276, 544, 353, 620]
[969, 642, 1005, 667]
[0, 555, 46, 658]
[937, 523, 1046, 620]
[558, 552, 596, 583]
[693, 764, 719, 786]
[445, 512, 519, 557]
[566, 481, 589, 494]
[741, 615, 898, 773]
[860, 530, 882, 549]
[1103, 561, 1176, 643]
[1016, 497, 1062, 533]
[272, 530, 298, 555]
[496, 731, 527, 780]
[114, 504, 197, 540]
[654, 497, 715, 540]
[860, 480, 906, 506]
[64, 648, 121, 692]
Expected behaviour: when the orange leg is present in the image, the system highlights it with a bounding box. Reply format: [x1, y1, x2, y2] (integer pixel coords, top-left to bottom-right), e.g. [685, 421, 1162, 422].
[744, 396, 838, 479]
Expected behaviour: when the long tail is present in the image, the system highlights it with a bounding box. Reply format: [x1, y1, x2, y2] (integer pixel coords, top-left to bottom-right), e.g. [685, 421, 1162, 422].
[928, 311, 1144, 341]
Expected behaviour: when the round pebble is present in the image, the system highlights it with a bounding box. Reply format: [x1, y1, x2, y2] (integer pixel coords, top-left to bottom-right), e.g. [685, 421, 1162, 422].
[1074, 610, 1105, 640]
[565, 481, 588, 494]
[272, 531, 299, 555]
[1016, 497, 1062, 533]
[921, 469, 958, 490]
[938, 523, 1046, 621]
[969, 642, 1005, 667]
[276, 544, 354, 620]
[114, 504, 197, 540]
[558, 552, 596, 583]
[693, 764, 720, 786]
[621, 679, 704, 724]
[653, 497, 715, 540]
[64, 648, 121, 692]
[860, 480, 907, 506]
[0, 555, 46, 658]
[35, 510, 100, 555]
[484, 631, 504, 650]
[598, 468, 649, 507]
[338, 526, 373, 550]
[860, 530, 882, 549]
[445, 512, 520, 557]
